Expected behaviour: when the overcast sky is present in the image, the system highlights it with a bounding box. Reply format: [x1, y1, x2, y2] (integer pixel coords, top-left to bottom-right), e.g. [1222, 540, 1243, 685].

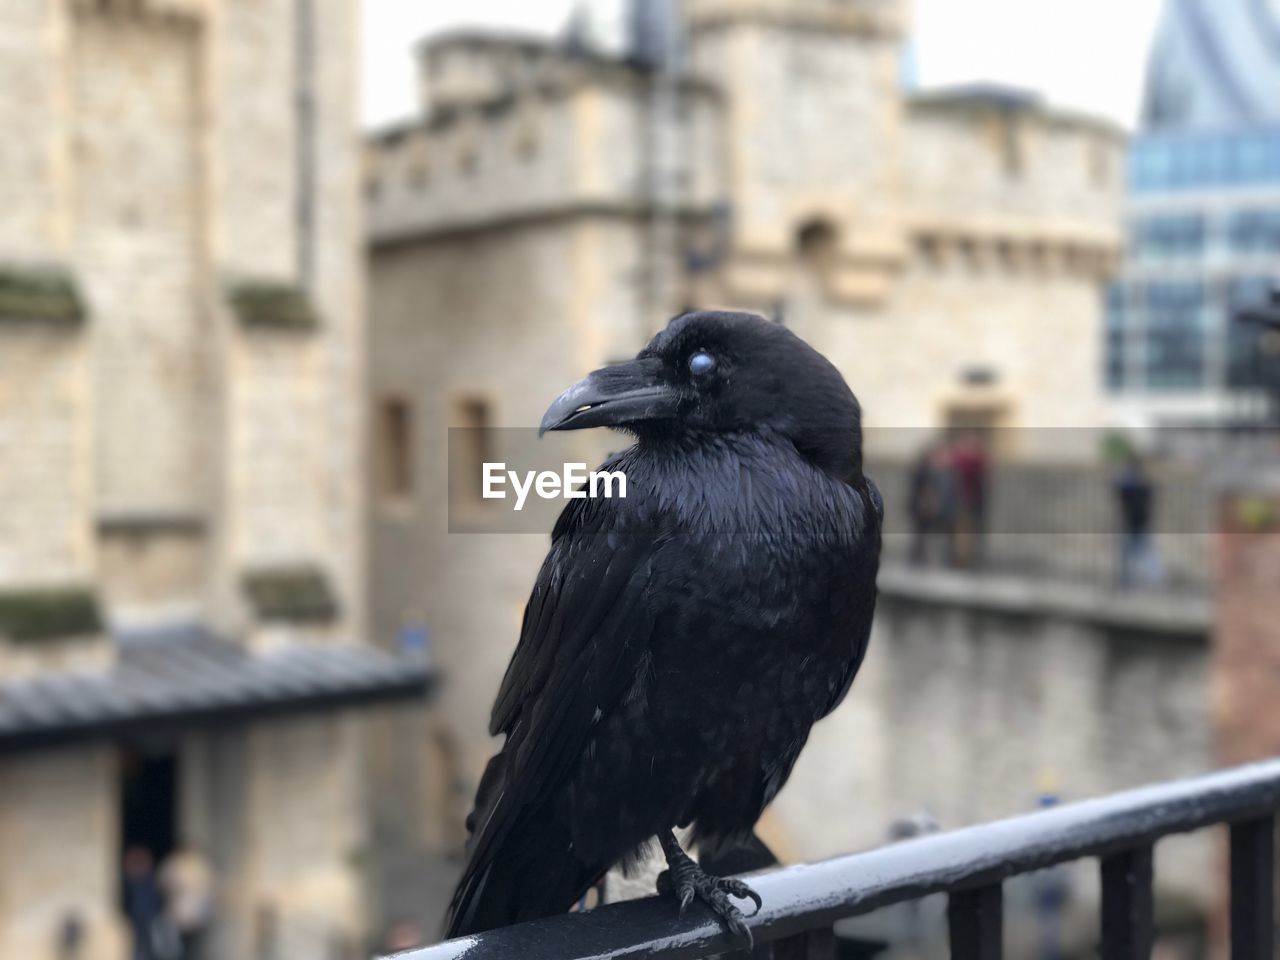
[361, 0, 1165, 131]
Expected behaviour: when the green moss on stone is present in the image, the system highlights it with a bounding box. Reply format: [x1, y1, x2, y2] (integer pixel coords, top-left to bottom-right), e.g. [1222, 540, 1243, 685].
[0, 587, 102, 642]
[0, 264, 84, 324]
[228, 281, 318, 330]
[243, 566, 338, 623]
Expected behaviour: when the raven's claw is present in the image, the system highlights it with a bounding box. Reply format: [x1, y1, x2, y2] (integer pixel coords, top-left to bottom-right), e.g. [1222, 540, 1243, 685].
[656, 845, 761, 948]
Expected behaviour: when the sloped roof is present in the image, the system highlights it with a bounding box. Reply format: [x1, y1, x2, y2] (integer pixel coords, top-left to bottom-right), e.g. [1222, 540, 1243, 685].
[0, 627, 432, 751]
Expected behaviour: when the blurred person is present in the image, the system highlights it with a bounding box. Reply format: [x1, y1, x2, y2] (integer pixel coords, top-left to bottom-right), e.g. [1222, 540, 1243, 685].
[159, 846, 213, 960]
[908, 440, 956, 566]
[57, 912, 84, 960]
[1032, 771, 1071, 960]
[1114, 453, 1160, 590]
[122, 846, 177, 960]
[949, 431, 990, 569]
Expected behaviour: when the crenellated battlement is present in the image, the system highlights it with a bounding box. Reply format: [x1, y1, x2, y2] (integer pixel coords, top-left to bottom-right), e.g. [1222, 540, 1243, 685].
[366, 52, 723, 244]
[684, 0, 907, 36]
[415, 29, 569, 115]
[903, 88, 1126, 270]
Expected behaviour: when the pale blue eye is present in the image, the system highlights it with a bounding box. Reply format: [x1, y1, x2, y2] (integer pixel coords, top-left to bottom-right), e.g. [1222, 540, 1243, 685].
[688, 351, 716, 375]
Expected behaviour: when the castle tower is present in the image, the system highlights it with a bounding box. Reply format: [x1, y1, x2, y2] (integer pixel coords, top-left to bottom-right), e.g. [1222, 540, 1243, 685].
[0, 4, 428, 957]
[684, 0, 911, 307]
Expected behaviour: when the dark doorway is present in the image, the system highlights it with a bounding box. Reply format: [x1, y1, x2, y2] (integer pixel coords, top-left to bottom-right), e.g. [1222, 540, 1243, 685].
[120, 748, 178, 865]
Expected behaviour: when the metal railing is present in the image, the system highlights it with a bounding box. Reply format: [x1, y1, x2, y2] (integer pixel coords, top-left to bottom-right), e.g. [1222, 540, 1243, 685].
[868, 457, 1216, 593]
[392, 759, 1280, 960]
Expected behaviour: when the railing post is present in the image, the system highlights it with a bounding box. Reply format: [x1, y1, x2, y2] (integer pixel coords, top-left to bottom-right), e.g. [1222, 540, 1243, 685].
[1100, 845, 1154, 960]
[948, 884, 1003, 960]
[1230, 815, 1276, 960]
[772, 926, 836, 960]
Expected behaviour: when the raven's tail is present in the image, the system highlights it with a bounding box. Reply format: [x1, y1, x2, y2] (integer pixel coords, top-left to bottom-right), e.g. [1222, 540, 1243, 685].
[443, 753, 602, 939]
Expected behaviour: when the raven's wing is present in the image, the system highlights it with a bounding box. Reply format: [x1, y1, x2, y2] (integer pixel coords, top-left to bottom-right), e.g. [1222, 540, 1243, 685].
[817, 476, 882, 721]
[446, 498, 660, 935]
[489, 501, 656, 740]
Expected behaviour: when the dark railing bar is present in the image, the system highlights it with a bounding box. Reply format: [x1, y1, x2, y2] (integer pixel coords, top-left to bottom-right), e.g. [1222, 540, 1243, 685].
[948, 884, 1002, 960]
[393, 759, 1280, 960]
[771, 926, 835, 960]
[1100, 845, 1154, 960]
[1230, 814, 1276, 960]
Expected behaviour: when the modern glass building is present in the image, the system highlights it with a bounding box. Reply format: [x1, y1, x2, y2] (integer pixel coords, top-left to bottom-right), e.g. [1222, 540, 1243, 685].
[1108, 0, 1280, 425]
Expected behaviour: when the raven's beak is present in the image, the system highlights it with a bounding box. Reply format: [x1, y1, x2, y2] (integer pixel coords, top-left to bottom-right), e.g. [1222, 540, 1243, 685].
[539, 357, 678, 435]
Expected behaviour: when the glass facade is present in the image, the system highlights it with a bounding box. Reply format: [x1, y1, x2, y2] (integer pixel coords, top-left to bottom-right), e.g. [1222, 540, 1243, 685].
[1143, 280, 1207, 389]
[1110, 138, 1280, 397]
[1104, 282, 1127, 391]
[1129, 130, 1280, 193]
[1108, 1, 1280, 415]
[1226, 275, 1278, 386]
[1127, 208, 1280, 263]
[1131, 213, 1205, 260]
[1228, 209, 1280, 254]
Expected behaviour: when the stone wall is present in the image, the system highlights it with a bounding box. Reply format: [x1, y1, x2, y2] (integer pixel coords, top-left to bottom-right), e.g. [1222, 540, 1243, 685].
[242, 715, 366, 959]
[367, 74, 722, 244]
[0, 2, 372, 958]
[0, 2, 65, 261]
[367, 211, 664, 909]
[0, 0, 366, 632]
[0, 2, 89, 592]
[214, 0, 298, 279]
[0, 747, 124, 960]
[311, 0, 367, 638]
[774, 568, 1216, 910]
[214, 0, 366, 641]
[73, 10, 205, 516]
[688, 15, 905, 255]
[0, 324, 92, 585]
[904, 101, 1125, 241]
[370, 219, 608, 763]
[0, 0, 365, 634]
[783, 252, 1112, 447]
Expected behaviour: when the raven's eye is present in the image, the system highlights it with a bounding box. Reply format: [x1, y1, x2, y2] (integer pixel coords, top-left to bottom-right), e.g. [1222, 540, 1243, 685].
[688, 351, 716, 375]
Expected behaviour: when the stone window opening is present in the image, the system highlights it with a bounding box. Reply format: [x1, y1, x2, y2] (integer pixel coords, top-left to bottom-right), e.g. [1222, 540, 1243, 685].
[990, 118, 1024, 179]
[457, 136, 480, 177]
[451, 394, 495, 507]
[1089, 140, 1111, 187]
[407, 161, 430, 192]
[795, 218, 839, 281]
[995, 239, 1016, 272]
[917, 234, 943, 269]
[376, 395, 414, 505]
[515, 125, 540, 162]
[514, 101, 541, 162]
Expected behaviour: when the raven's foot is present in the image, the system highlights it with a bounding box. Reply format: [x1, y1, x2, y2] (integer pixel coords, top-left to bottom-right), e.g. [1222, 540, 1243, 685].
[656, 833, 762, 947]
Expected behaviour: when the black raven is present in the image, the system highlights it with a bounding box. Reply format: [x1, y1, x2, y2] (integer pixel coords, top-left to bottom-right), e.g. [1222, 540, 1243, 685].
[445, 310, 881, 944]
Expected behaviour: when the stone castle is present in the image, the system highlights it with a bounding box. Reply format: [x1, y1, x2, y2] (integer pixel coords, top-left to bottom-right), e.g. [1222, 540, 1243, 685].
[365, 0, 1127, 901]
[0, 2, 425, 958]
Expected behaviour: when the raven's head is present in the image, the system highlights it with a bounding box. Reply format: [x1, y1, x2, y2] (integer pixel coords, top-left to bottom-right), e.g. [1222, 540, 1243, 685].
[540, 310, 863, 482]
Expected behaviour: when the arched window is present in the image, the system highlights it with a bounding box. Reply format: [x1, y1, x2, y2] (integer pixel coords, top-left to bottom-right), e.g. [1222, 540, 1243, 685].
[795, 218, 839, 280]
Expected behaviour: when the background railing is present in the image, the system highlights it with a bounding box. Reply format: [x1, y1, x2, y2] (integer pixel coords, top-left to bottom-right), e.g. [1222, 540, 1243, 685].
[869, 457, 1216, 591]
[390, 759, 1280, 960]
